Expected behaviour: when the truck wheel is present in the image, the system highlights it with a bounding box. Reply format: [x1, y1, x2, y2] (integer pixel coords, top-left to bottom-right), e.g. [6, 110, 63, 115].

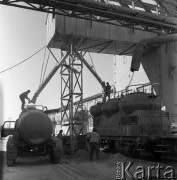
[131, 146, 140, 158]
[6, 136, 17, 167]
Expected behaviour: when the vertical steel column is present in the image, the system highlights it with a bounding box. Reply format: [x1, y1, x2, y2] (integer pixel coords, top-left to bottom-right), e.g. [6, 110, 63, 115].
[60, 50, 70, 134]
[60, 42, 83, 154]
[70, 42, 74, 155]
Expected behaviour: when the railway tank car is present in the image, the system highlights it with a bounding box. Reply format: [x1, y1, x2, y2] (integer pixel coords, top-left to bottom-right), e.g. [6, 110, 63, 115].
[6, 106, 62, 166]
[90, 83, 177, 157]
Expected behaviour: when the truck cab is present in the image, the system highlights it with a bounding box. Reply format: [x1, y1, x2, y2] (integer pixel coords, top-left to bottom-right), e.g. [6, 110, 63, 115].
[1, 121, 16, 138]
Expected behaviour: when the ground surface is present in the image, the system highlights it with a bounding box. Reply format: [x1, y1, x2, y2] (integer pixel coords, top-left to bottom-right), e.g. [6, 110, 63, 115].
[0, 138, 177, 180]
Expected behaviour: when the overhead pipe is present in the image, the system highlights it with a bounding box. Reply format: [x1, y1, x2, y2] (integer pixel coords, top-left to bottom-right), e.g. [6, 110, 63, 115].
[30, 52, 69, 104]
[131, 33, 177, 72]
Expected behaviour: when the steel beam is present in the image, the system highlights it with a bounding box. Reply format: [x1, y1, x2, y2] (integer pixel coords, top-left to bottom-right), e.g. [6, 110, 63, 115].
[1, 0, 177, 34]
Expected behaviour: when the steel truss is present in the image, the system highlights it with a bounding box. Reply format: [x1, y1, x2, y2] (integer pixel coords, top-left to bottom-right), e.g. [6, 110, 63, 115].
[61, 44, 83, 134]
[61, 41, 84, 154]
[60, 42, 83, 153]
[59, 40, 106, 153]
[1, 0, 177, 34]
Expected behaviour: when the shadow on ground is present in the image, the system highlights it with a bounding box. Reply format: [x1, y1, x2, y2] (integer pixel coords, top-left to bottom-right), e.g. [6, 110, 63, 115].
[13, 156, 53, 167]
[0, 151, 5, 180]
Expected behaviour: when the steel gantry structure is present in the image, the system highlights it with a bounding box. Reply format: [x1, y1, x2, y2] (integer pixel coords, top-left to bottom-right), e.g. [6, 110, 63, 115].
[2, 0, 177, 153]
[1, 0, 177, 34]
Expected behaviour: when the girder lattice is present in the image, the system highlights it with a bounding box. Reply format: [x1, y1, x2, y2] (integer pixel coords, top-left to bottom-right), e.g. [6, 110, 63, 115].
[1, 0, 177, 34]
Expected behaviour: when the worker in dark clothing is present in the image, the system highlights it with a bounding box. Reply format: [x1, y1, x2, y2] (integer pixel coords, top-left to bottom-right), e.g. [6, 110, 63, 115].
[19, 90, 30, 110]
[87, 128, 101, 161]
[57, 130, 63, 141]
[101, 81, 106, 102]
[105, 82, 111, 100]
[57, 130, 64, 157]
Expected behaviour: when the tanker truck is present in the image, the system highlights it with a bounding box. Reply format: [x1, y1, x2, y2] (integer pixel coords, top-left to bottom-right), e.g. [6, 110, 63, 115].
[2, 106, 62, 166]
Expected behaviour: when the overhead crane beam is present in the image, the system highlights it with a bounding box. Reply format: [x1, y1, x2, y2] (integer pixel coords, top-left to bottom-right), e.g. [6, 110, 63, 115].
[1, 0, 177, 34]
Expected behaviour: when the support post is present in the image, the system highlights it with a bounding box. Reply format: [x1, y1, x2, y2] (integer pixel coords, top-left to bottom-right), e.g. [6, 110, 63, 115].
[60, 42, 83, 155]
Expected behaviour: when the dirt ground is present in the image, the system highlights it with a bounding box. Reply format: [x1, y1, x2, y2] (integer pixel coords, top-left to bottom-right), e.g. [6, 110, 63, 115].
[0, 138, 177, 180]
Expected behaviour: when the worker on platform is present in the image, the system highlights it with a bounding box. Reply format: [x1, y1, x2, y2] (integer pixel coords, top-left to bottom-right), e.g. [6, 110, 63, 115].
[87, 128, 101, 161]
[101, 81, 106, 102]
[19, 90, 31, 110]
[105, 82, 111, 101]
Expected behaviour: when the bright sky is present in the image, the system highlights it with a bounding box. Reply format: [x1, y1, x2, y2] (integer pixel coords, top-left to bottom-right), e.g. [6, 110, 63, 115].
[0, 5, 115, 123]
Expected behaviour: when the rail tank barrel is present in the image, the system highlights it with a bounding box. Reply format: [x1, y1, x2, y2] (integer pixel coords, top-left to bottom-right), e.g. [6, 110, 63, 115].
[90, 99, 119, 117]
[90, 104, 102, 117]
[17, 109, 53, 145]
[119, 93, 161, 115]
[101, 99, 119, 117]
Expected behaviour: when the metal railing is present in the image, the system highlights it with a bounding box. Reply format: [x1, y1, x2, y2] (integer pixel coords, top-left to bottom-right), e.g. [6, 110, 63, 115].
[110, 82, 160, 99]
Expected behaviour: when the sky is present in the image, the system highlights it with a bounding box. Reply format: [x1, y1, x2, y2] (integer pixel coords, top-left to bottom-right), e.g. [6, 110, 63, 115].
[0, 5, 116, 123]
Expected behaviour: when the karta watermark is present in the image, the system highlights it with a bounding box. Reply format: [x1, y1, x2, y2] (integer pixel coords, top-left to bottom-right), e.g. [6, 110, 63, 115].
[116, 161, 176, 180]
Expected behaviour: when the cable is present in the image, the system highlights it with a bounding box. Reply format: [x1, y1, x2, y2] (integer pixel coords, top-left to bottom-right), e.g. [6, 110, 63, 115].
[42, 50, 51, 83]
[0, 46, 46, 74]
[39, 46, 47, 85]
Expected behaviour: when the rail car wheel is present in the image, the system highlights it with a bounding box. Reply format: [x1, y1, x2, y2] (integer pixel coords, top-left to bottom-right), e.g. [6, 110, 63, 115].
[152, 151, 161, 159]
[122, 141, 137, 156]
[108, 140, 115, 152]
[131, 146, 140, 158]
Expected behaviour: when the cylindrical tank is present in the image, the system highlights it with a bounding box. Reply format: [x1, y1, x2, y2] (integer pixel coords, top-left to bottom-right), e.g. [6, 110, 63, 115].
[90, 99, 120, 118]
[101, 99, 119, 117]
[90, 104, 102, 117]
[17, 109, 53, 145]
[119, 93, 161, 115]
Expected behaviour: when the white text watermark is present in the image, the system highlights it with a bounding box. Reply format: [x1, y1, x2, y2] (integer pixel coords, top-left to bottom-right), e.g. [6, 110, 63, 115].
[116, 162, 176, 180]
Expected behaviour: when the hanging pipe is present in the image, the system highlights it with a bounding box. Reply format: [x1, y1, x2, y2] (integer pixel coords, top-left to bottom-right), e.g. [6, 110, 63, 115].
[131, 33, 177, 72]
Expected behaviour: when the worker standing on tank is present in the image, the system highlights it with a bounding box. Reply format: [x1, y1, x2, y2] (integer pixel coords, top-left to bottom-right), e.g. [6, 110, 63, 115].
[105, 82, 111, 101]
[19, 90, 31, 110]
[87, 128, 101, 161]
